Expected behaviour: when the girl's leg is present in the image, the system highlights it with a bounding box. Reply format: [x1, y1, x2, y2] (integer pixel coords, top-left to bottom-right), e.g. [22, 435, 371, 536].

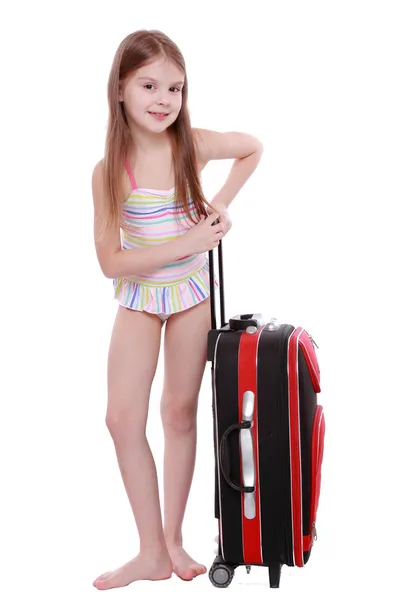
[93, 306, 172, 591]
[160, 298, 211, 580]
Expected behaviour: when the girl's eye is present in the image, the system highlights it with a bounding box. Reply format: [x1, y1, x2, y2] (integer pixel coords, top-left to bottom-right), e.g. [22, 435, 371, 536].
[143, 84, 181, 92]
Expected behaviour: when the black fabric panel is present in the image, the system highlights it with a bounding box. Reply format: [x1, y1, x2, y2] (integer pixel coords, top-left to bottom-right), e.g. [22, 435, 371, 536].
[214, 330, 243, 564]
[211, 364, 220, 519]
[298, 345, 317, 538]
[258, 325, 294, 566]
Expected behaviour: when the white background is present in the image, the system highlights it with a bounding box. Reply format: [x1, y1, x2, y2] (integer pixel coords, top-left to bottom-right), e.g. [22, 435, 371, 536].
[1, 0, 399, 598]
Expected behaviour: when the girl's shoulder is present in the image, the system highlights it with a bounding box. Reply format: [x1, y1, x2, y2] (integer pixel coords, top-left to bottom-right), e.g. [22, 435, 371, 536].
[92, 157, 133, 203]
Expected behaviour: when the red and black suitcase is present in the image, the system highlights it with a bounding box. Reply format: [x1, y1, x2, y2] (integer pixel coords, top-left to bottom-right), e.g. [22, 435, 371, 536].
[207, 243, 325, 588]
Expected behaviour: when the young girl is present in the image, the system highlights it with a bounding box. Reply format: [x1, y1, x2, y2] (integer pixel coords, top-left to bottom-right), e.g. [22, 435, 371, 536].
[92, 29, 263, 590]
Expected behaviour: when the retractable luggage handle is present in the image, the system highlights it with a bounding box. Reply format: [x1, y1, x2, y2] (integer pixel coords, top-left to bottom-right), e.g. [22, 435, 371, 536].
[208, 241, 263, 331]
[208, 241, 226, 330]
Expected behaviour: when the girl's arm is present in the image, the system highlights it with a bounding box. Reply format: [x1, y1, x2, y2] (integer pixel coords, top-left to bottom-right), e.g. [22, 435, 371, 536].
[194, 128, 263, 212]
[92, 161, 187, 279]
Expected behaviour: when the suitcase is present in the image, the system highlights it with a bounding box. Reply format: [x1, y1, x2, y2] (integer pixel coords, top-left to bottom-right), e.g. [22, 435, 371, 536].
[207, 242, 325, 588]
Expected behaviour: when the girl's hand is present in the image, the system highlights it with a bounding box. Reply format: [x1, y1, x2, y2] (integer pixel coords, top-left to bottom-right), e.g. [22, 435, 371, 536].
[181, 212, 225, 254]
[218, 209, 232, 236]
[207, 205, 232, 236]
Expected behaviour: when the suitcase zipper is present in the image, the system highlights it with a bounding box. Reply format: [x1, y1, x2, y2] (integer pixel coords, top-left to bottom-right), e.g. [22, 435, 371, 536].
[312, 522, 317, 543]
[309, 406, 325, 548]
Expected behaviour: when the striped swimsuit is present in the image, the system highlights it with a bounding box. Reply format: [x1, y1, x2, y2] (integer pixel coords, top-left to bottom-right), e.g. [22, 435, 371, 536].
[113, 160, 216, 322]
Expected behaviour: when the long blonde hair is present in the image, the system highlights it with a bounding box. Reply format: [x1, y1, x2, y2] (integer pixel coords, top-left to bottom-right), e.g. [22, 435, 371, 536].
[101, 29, 211, 238]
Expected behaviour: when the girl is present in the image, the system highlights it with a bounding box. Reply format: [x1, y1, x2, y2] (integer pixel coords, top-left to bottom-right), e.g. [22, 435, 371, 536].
[92, 29, 263, 590]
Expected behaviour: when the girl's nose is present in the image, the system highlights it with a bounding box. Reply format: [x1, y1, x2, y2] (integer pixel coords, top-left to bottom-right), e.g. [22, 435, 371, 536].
[157, 91, 171, 106]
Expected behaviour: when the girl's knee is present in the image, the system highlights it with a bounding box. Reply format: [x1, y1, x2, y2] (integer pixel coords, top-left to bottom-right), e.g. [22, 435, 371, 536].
[105, 405, 145, 440]
[160, 394, 198, 433]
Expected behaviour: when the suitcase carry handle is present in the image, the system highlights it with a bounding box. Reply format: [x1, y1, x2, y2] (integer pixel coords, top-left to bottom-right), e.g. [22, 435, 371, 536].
[219, 421, 255, 493]
[229, 313, 264, 331]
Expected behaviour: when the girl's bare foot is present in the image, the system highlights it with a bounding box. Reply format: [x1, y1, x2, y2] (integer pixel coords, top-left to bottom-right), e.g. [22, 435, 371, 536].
[93, 551, 173, 590]
[168, 545, 207, 581]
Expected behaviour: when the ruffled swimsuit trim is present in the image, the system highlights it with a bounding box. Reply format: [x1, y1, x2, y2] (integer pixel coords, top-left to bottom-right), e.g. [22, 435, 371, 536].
[114, 257, 218, 314]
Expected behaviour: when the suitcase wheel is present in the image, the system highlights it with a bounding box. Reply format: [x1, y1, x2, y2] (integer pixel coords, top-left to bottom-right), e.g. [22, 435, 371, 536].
[209, 556, 235, 588]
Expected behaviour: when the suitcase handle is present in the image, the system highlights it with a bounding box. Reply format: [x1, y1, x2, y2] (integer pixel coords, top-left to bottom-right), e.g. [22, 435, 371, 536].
[219, 421, 255, 493]
[229, 313, 264, 331]
[208, 239, 226, 330]
[208, 240, 265, 331]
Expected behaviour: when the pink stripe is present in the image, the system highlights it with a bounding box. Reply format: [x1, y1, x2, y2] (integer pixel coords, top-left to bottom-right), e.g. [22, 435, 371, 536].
[124, 159, 137, 189]
[122, 212, 187, 221]
[123, 209, 191, 219]
[188, 279, 201, 301]
[133, 268, 199, 282]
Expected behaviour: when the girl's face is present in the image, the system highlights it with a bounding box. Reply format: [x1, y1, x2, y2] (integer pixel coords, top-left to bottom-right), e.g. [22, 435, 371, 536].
[119, 57, 185, 133]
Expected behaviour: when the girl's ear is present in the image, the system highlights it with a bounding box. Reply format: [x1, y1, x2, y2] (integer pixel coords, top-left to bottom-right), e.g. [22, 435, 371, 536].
[118, 89, 123, 102]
